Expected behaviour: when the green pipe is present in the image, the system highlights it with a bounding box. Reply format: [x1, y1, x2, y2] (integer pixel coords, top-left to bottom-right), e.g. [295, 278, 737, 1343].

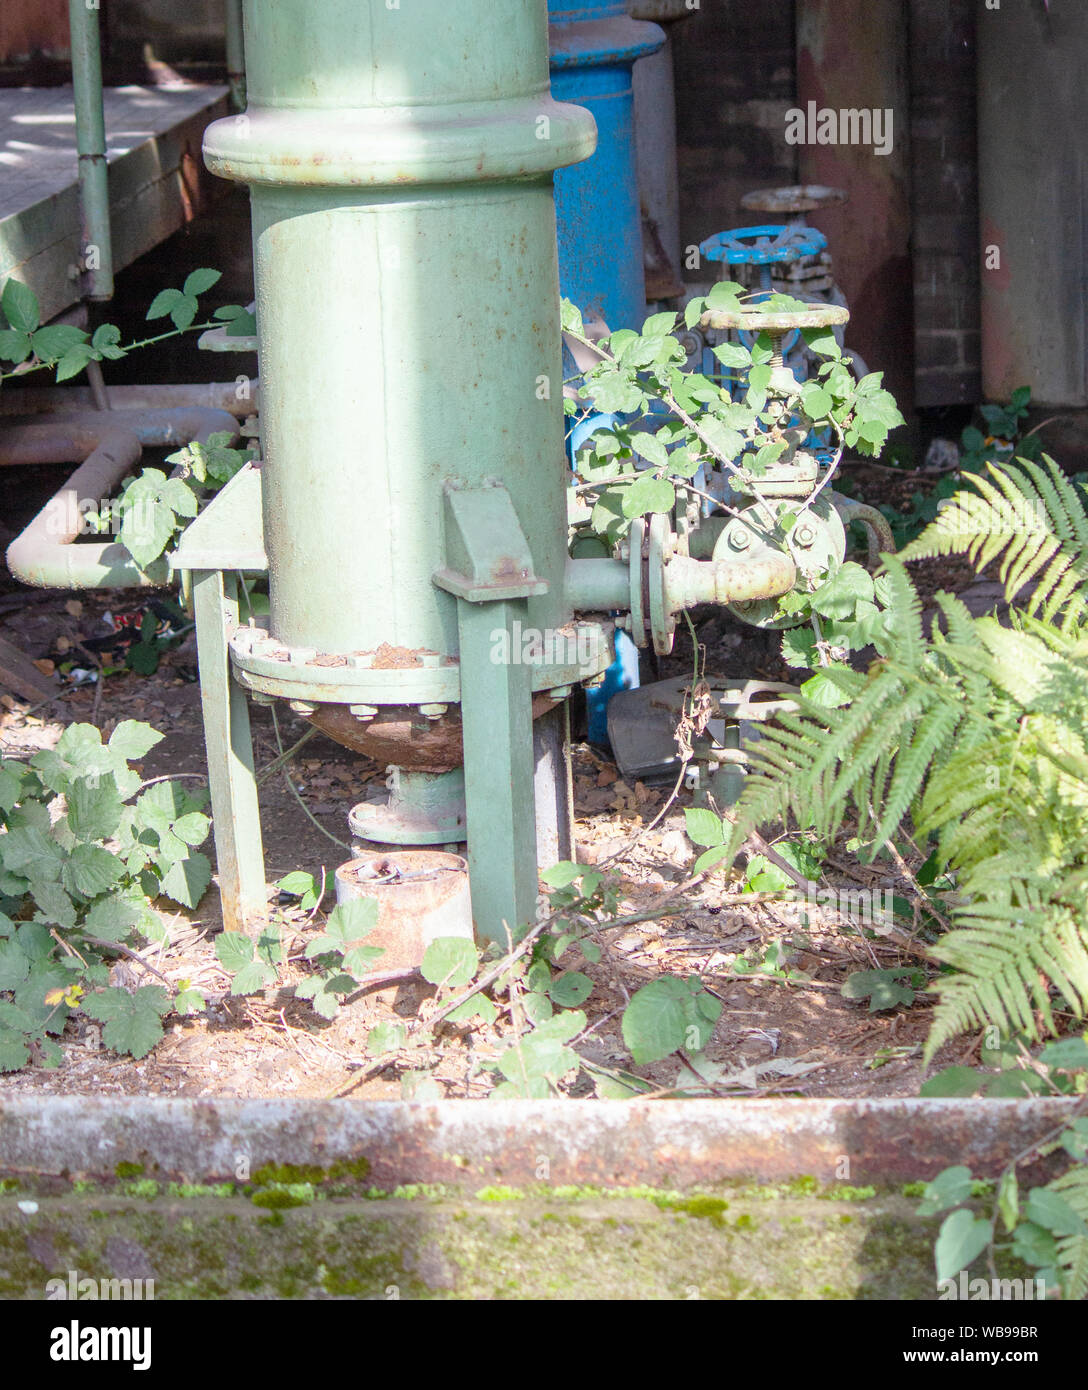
[565, 557, 629, 611]
[68, 0, 114, 300]
[204, 0, 596, 659]
[225, 0, 246, 111]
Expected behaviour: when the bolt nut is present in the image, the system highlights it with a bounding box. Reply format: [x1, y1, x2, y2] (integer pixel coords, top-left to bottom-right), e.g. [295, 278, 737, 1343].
[727, 527, 752, 552]
[288, 700, 316, 716]
[583, 673, 606, 689]
[794, 523, 817, 548]
[348, 703, 379, 720]
[547, 686, 573, 701]
[419, 703, 448, 719]
[250, 690, 275, 706]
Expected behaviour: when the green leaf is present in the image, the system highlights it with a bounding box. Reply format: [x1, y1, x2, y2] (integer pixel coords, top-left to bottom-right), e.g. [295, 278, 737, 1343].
[684, 807, 725, 849]
[560, 299, 585, 336]
[622, 976, 717, 1065]
[809, 561, 875, 620]
[62, 844, 122, 899]
[107, 719, 164, 763]
[706, 280, 744, 312]
[522, 990, 554, 1025]
[0, 939, 30, 991]
[621, 473, 675, 519]
[368, 1021, 406, 1054]
[548, 971, 593, 1007]
[1011, 1222, 1058, 1268]
[1023, 1188, 1087, 1238]
[30, 323, 88, 364]
[693, 844, 730, 875]
[147, 287, 185, 321]
[841, 966, 919, 1012]
[0, 1029, 29, 1072]
[215, 932, 254, 972]
[712, 342, 752, 369]
[935, 1209, 992, 1282]
[66, 774, 124, 842]
[2, 279, 39, 334]
[0, 329, 31, 363]
[171, 812, 210, 848]
[1039, 1038, 1088, 1071]
[82, 985, 171, 1059]
[91, 323, 126, 360]
[800, 384, 833, 419]
[296, 970, 353, 1020]
[173, 985, 206, 1015]
[84, 896, 144, 943]
[920, 1067, 985, 1098]
[630, 431, 669, 468]
[446, 991, 498, 1025]
[277, 871, 316, 897]
[801, 326, 840, 358]
[183, 268, 222, 298]
[997, 1170, 1019, 1235]
[158, 851, 212, 909]
[918, 1165, 974, 1217]
[420, 936, 478, 989]
[55, 343, 99, 383]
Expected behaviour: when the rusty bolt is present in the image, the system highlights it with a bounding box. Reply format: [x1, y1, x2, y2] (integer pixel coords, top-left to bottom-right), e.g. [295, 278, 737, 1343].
[288, 699, 316, 716]
[419, 703, 448, 719]
[349, 703, 379, 720]
[727, 527, 752, 552]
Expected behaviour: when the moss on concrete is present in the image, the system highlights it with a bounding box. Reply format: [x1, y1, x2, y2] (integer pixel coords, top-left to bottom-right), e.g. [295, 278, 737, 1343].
[0, 1188, 1016, 1300]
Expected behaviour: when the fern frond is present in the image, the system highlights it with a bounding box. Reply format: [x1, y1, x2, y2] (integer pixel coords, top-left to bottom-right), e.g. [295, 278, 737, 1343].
[926, 905, 1088, 1061]
[900, 457, 1088, 624]
[1050, 1166, 1088, 1301]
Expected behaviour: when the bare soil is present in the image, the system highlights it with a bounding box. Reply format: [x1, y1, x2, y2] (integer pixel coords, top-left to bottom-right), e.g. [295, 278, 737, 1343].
[0, 501, 978, 1105]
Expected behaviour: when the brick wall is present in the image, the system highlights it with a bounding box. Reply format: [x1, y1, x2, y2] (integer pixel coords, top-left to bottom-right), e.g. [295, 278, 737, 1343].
[671, 0, 798, 270]
[909, 0, 980, 407]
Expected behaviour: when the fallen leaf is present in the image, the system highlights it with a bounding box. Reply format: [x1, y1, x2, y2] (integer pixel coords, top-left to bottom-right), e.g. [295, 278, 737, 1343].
[64, 600, 83, 618]
[33, 659, 55, 676]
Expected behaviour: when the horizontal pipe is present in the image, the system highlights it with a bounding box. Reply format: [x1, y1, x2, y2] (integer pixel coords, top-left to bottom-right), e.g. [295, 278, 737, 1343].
[565, 556, 629, 611]
[5, 408, 238, 589]
[0, 382, 259, 419]
[665, 549, 797, 610]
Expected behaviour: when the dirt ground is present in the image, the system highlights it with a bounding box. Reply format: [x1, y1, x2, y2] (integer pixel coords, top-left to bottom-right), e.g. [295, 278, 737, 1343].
[0, 461, 1007, 1105]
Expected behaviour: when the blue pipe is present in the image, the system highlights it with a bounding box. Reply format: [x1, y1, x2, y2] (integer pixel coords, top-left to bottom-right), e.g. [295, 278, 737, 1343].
[548, 1, 664, 333]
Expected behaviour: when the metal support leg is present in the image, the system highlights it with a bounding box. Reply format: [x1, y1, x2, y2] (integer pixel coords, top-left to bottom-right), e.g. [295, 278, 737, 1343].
[192, 569, 266, 933]
[456, 596, 538, 946]
[533, 701, 574, 870]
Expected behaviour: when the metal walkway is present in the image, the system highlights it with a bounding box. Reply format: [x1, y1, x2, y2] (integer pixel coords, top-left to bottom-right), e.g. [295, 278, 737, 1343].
[0, 83, 229, 321]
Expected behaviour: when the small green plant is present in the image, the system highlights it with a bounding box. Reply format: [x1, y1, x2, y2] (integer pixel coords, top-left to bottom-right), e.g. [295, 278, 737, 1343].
[0, 271, 253, 387]
[0, 721, 212, 1071]
[214, 896, 386, 1020]
[915, 1037, 1088, 1300]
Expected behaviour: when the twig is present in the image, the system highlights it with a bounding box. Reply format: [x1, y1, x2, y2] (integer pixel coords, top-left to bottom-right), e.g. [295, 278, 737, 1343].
[79, 935, 174, 987]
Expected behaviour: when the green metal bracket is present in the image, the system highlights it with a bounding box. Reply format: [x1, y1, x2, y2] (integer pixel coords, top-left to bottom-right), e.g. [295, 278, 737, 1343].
[433, 484, 549, 604]
[433, 484, 541, 944]
[170, 462, 268, 574]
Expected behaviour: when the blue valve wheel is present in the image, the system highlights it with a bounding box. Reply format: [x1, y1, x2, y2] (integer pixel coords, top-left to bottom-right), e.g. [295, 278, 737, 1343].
[699, 223, 827, 268]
